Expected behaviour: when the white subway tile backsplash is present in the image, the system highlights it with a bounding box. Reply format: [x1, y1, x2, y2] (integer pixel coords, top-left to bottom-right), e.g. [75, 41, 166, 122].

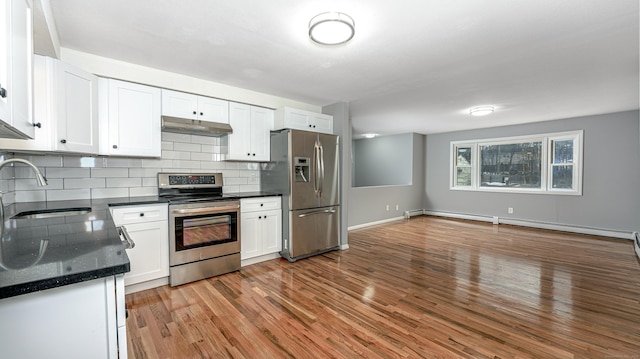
[63, 156, 105, 168]
[91, 188, 129, 199]
[129, 168, 162, 177]
[46, 189, 91, 201]
[161, 150, 191, 160]
[64, 178, 105, 189]
[129, 187, 158, 197]
[161, 132, 191, 142]
[8, 136, 262, 201]
[46, 167, 90, 178]
[91, 168, 129, 178]
[14, 190, 46, 202]
[173, 142, 201, 152]
[104, 158, 143, 168]
[106, 178, 142, 188]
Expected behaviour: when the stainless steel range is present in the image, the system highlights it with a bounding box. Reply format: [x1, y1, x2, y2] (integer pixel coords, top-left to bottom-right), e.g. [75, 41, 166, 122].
[158, 173, 240, 286]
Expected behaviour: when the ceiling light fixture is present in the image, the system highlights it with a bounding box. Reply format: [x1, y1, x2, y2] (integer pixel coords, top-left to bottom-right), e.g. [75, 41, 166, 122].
[363, 133, 377, 138]
[309, 12, 355, 45]
[469, 106, 495, 116]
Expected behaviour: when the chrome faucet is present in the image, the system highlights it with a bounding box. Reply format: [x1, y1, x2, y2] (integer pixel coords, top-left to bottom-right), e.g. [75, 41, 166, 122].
[0, 158, 48, 220]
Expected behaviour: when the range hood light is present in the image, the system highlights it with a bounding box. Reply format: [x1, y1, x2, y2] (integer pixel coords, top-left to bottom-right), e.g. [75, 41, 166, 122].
[161, 116, 233, 137]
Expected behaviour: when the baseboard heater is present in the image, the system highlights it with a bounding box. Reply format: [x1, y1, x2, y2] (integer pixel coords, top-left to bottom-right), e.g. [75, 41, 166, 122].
[403, 209, 424, 219]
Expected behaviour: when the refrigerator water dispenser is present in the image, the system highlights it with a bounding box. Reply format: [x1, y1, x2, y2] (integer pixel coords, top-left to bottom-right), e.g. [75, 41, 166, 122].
[294, 157, 310, 182]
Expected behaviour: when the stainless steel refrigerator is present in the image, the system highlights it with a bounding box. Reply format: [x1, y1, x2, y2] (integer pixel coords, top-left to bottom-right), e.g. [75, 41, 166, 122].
[261, 129, 340, 262]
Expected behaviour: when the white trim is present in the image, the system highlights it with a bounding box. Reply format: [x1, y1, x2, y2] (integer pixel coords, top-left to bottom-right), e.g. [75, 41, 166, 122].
[241, 252, 281, 267]
[124, 277, 169, 294]
[348, 216, 405, 230]
[423, 210, 634, 240]
[450, 130, 583, 195]
[340, 243, 350, 250]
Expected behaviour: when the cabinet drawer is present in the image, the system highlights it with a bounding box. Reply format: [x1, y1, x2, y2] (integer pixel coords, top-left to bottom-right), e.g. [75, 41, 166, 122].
[110, 204, 168, 225]
[241, 196, 281, 213]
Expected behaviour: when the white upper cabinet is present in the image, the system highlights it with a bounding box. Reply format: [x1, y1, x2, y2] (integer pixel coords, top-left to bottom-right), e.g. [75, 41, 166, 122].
[0, 55, 99, 154]
[0, 0, 34, 139]
[55, 59, 99, 153]
[161, 89, 229, 123]
[99, 78, 161, 157]
[274, 107, 333, 134]
[225, 102, 273, 162]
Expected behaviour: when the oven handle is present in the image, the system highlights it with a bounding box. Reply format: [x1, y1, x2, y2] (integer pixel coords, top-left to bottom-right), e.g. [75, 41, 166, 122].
[172, 205, 239, 215]
[118, 226, 136, 249]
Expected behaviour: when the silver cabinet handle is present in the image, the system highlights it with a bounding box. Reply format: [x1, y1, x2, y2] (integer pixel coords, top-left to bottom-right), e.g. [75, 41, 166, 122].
[119, 226, 135, 249]
[172, 205, 239, 215]
[298, 209, 336, 218]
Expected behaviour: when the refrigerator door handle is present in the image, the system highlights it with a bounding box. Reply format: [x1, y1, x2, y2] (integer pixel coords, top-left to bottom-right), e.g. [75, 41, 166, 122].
[297, 208, 337, 218]
[314, 142, 321, 195]
[318, 144, 325, 195]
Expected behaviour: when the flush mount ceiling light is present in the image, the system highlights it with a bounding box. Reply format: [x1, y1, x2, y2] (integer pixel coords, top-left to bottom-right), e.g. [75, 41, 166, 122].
[469, 106, 495, 117]
[363, 133, 377, 138]
[309, 12, 355, 45]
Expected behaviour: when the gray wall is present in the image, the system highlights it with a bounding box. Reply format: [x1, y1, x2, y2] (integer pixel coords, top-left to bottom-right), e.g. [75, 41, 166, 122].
[353, 133, 413, 187]
[424, 110, 640, 233]
[323, 102, 351, 246]
[349, 133, 425, 227]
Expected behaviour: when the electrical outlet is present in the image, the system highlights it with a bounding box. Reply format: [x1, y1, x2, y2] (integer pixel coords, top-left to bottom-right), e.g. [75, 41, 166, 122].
[508, 207, 514, 214]
[395, 204, 399, 211]
[386, 205, 390, 211]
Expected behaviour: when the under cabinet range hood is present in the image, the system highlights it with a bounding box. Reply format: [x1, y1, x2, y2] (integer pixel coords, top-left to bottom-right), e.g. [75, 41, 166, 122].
[161, 116, 233, 137]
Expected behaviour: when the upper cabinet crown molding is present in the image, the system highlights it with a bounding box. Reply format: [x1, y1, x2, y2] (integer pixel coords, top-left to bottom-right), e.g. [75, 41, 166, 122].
[161, 89, 229, 124]
[274, 107, 333, 135]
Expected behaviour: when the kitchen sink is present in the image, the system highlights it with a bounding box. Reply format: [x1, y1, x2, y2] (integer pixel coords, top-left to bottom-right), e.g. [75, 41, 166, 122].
[11, 207, 92, 220]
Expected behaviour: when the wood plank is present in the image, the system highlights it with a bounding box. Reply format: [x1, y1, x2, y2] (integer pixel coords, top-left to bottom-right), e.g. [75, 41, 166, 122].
[126, 216, 640, 358]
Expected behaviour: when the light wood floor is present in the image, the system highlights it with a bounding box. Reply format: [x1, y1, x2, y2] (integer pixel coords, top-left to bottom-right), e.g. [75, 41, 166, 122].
[125, 216, 640, 358]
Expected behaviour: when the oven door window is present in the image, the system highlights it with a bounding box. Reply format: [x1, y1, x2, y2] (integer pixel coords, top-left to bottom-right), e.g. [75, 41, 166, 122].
[175, 212, 237, 250]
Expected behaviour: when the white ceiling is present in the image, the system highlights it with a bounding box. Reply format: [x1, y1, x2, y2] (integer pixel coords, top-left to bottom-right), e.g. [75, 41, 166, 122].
[46, 0, 638, 136]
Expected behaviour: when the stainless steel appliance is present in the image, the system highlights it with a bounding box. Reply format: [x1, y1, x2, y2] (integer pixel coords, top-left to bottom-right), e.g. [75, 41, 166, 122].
[262, 129, 340, 262]
[158, 173, 240, 286]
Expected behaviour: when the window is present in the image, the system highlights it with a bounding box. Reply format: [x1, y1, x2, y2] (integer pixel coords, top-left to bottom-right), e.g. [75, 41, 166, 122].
[450, 130, 583, 195]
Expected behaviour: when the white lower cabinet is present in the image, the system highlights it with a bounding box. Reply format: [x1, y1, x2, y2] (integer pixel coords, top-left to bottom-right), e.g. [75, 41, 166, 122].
[0, 275, 127, 359]
[110, 204, 169, 290]
[241, 197, 282, 262]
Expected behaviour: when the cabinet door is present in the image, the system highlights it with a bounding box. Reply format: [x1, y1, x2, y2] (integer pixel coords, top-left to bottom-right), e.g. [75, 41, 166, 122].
[0, 0, 34, 139]
[161, 89, 197, 120]
[250, 106, 273, 161]
[55, 61, 99, 153]
[262, 210, 282, 255]
[240, 212, 261, 260]
[284, 108, 311, 131]
[227, 102, 251, 160]
[108, 79, 161, 157]
[198, 96, 229, 123]
[121, 221, 169, 286]
[311, 114, 333, 134]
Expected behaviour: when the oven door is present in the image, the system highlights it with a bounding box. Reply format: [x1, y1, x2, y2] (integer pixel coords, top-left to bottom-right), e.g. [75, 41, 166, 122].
[169, 201, 240, 266]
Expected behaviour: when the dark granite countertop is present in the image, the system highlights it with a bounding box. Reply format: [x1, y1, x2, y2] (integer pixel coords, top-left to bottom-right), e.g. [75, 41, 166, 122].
[0, 199, 130, 299]
[0, 192, 281, 299]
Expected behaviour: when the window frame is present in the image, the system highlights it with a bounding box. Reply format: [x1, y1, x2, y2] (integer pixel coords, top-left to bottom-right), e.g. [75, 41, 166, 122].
[450, 130, 583, 195]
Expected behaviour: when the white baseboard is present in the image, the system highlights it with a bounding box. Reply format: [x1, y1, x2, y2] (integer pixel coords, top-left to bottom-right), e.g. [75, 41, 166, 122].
[241, 252, 281, 267]
[423, 210, 635, 240]
[348, 216, 405, 231]
[125, 277, 168, 294]
[340, 243, 349, 250]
